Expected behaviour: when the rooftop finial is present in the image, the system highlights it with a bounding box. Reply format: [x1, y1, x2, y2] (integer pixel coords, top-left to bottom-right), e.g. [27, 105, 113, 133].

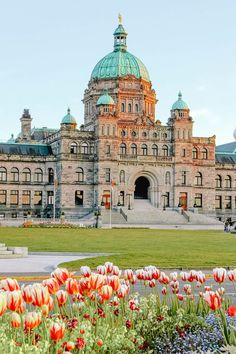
[178, 91, 182, 100]
[67, 107, 70, 114]
[118, 13, 122, 24]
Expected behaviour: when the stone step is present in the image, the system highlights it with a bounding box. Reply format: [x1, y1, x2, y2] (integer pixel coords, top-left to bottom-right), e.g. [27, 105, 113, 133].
[0, 247, 8, 252]
[0, 243, 6, 248]
[0, 254, 25, 259]
[0, 250, 14, 255]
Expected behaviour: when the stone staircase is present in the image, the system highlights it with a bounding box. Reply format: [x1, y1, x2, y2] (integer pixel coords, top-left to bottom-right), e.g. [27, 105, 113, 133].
[0, 243, 28, 258]
[101, 209, 127, 225]
[183, 211, 222, 225]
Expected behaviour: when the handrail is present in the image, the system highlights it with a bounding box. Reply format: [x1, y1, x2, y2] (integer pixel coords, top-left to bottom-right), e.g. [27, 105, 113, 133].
[120, 208, 128, 222]
[182, 210, 190, 222]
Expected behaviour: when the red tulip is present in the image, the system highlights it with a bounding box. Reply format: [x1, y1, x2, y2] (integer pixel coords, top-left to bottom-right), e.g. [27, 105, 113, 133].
[1, 278, 20, 292]
[107, 276, 120, 292]
[148, 280, 155, 288]
[51, 268, 72, 286]
[177, 294, 184, 301]
[90, 274, 105, 291]
[99, 285, 113, 301]
[50, 322, 65, 341]
[24, 312, 42, 330]
[66, 278, 79, 296]
[97, 265, 107, 275]
[10, 312, 21, 328]
[56, 290, 68, 307]
[227, 306, 236, 316]
[203, 291, 221, 310]
[80, 266, 91, 278]
[78, 278, 91, 296]
[228, 270, 236, 282]
[21, 285, 33, 304]
[104, 262, 113, 273]
[43, 278, 59, 295]
[213, 268, 226, 283]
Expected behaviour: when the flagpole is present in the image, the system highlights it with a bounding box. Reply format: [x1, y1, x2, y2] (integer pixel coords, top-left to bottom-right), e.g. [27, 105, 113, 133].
[109, 185, 112, 229]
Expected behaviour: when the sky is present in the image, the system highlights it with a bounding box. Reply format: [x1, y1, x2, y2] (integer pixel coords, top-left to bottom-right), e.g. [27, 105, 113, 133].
[0, 0, 235, 145]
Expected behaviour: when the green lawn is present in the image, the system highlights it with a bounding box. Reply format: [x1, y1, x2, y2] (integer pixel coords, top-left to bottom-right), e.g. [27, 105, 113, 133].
[0, 227, 234, 270]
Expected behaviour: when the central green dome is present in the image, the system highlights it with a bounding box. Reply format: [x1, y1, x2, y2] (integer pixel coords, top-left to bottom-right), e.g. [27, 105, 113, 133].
[91, 20, 150, 82]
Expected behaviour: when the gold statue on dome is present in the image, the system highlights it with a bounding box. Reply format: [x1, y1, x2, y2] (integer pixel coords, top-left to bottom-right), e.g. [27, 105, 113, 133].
[118, 13, 122, 24]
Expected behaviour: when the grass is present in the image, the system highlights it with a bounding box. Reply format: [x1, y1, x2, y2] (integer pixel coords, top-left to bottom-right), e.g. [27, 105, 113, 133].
[0, 227, 234, 270]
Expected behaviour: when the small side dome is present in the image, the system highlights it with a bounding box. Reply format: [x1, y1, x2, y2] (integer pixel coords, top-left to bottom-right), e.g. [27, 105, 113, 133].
[7, 134, 15, 143]
[97, 92, 115, 106]
[61, 108, 77, 125]
[172, 91, 189, 110]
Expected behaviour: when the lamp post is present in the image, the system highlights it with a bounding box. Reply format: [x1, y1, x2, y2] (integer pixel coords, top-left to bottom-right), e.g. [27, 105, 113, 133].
[126, 193, 132, 210]
[162, 194, 167, 211]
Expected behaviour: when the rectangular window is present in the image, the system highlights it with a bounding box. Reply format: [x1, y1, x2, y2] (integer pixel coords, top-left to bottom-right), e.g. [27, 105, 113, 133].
[75, 190, 83, 205]
[215, 195, 222, 209]
[22, 190, 31, 205]
[106, 145, 110, 154]
[194, 193, 202, 208]
[105, 168, 111, 183]
[182, 149, 186, 157]
[34, 191, 42, 205]
[10, 190, 19, 205]
[166, 192, 170, 207]
[181, 171, 186, 185]
[47, 191, 54, 205]
[0, 190, 6, 205]
[225, 196, 232, 209]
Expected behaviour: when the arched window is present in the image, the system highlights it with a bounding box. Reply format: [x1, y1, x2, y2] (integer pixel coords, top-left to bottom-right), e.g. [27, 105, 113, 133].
[202, 148, 208, 160]
[128, 103, 132, 113]
[216, 175, 222, 188]
[34, 168, 43, 183]
[121, 103, 125, 112]
[192, 147, 198, 159]
[195, 172, 202, 186]
[141, 144, 148, 155]
[81, 142, 89, 154]
[22, 168, 31, 182]
[135, 103, 139, 112]
[131, 143, 137, 156]
[120, 170, 125, 183]
[76, 168, 84, 182]
[120, 143, 126, 155]
[162, 145, 168, 156]
[225, 175, 232, 188]
[153, 132, 157, 138]
[10, 167, 19, 182]
[152, 144, 158, 156]
[165, 171, 171, 185]
[48, 168, 54, 184]
[0, 167, 7, 182]
[70, 142, 77, 154]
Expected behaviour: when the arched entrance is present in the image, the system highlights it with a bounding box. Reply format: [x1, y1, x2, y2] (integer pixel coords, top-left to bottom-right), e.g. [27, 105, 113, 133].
[134, 177, 150, 199]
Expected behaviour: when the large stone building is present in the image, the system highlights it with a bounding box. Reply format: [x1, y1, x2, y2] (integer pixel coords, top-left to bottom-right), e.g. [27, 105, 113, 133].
[0, 19, 235, 222]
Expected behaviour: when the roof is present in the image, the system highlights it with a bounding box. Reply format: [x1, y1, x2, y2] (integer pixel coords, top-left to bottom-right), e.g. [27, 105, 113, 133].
[0, 143, 53, 156]
[97, 92, 115, 105]
[61, 108, 77, 125]
[216, 141, 236, 154]
[215, 153, 236, 165]
[172, 91, 189, 110]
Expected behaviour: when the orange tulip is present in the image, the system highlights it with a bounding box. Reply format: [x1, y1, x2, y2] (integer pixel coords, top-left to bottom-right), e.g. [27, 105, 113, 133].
[0, 293, 7, 316]
[50, 322, 65, 341]
[51, 268, 72, 286]
[203, 291, 221, 310]
[48, 296, 54, 311]
[42, 278, 59, 295]
[21, 285, 33, 304]
[24, 312, 42, 330]
[99, 285, 113, 301]
[31, 284, 50, 307]
[1, 278, 20, 292]
[56, 290, 68, 307]
[107, 276, 120, 292]
[7, 290, 23, 312]
[10, 312, 21, 328]
[90, 274, 105, 291]
[66, 278, 80, 296]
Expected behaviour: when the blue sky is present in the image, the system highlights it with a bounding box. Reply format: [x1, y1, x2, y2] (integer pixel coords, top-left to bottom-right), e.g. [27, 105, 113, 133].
[0, 0, 235, 144]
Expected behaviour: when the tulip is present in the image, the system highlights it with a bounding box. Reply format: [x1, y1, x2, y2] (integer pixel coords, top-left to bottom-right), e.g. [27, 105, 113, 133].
[161, 287, 167, 295]
[170, 280, 179, 289]
[196, 271, 206, 284]
[148, 280, 155, 288]
[111, 265, 121, 276]
[24, 312, 42, 330]
[7, 290, 23, 312]
[188, 270, 197, 282]
[50, 322, 65, 341]
[180, 271, 188, 281]
[227, 306, 236, 316]
[51, 268, 72, 286]
[117, 284, 129, 298]
[177, 294, 184, 301]
[96, 339, 103, 347]
[0, 292, 7, 316]
[31, 284, 50, 307]
[66, 278, 79, 296]
[42, 278, 60, 295]
[107, 276, 120, 292]
[217, 287, 225, 295]
[104, 262, 113, 273]
[99, 285, 113, 301]
[75, 337, 85, 350]
[159, 272, 169, 285]
[21, 285, 33, 304]
[63, 341, 75, 351]
[10, 312, 21, 328]
[90, 274, 105, 291]
[42, 304, 49, 317]
[183, 284, 192, 295]
[56, 290, 68, 307]
[170, 272, 178, 281]
[136, 269, 145, 280]
[228, 270, 236, 282]
[1, 278, 20, 292]
[78, 278, 91, 296]
[80, 266, 91, 278]
[213, 268, 227, 283]
[203, 291, 221, 310]
[204, 286, 212, 292]
[48, 296, 54, 311]
[97, 265, 107, 275]
[124, 269, 134, 281]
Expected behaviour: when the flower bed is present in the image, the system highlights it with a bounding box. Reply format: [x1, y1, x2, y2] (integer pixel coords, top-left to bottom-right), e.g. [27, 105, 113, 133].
[0, 265, 236, 353]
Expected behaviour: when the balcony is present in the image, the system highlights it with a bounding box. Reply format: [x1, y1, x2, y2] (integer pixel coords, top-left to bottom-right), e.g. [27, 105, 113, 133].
[119, 154, 173, 162]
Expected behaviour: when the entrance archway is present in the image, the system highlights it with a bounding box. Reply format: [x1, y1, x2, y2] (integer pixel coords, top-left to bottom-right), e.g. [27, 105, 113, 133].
[134, 177, 150, 199]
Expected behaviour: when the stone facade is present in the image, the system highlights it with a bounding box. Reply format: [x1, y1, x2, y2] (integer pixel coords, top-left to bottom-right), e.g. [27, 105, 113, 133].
[0, 20, 235, 222]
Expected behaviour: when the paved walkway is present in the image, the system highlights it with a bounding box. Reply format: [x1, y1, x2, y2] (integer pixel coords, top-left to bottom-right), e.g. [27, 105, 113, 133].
[0, 252, 110, 274]
[102, 224, 223, 230]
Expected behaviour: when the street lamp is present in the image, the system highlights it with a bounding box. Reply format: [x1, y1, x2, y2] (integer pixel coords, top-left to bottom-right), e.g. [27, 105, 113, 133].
[126, 193, 132, 210]
[162, 194, 167, 211]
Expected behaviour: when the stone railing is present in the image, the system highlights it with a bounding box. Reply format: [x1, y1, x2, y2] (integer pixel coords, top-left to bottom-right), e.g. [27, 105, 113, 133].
[119, 155, 173, 162]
